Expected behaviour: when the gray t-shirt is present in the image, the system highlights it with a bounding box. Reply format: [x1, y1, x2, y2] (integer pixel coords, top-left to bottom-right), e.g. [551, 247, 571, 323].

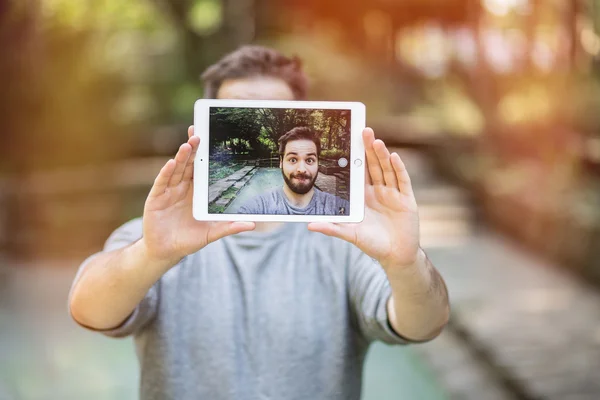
[70, 219, 409, 400]
[238, 187, 350, 215]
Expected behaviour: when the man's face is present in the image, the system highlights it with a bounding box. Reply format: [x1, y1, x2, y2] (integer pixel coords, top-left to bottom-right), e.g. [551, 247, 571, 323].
[216, 76, 317, 193]
[280, 139, 319, 195]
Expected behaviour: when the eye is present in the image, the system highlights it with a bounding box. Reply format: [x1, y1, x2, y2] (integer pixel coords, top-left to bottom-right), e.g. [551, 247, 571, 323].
[306, 158, 315, 164]
[289, 158, 297, 163]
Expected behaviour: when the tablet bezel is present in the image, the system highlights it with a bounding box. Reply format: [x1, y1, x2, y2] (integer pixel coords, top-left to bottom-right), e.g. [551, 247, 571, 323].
[192, 99, 365, 223]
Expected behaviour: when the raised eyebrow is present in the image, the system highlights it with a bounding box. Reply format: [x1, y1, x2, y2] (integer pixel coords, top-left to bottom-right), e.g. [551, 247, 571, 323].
[285, 152, 317, 158]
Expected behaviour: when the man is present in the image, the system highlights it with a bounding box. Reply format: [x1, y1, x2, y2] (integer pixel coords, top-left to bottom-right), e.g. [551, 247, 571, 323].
[68, 45, 450, 400]
[238, 126, 350, 215]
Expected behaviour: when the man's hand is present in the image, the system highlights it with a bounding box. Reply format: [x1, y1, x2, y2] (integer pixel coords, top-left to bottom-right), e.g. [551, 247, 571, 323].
[309, 127, 449, 341]
[142, 126, 255, 264]
[308, 127, 420, 269]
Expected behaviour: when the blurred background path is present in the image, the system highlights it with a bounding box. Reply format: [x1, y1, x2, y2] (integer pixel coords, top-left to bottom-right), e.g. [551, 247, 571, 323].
[399, 148, 600, 400]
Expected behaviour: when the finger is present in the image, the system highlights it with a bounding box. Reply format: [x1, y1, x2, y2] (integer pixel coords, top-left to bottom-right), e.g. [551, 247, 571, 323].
[207, 221, 255, 243]
[365, 162, 372, 185]
[373, 140, 398, 189]
[363, 128, 384, 185]
[182, 136, 200, 181]
[168, 143, 193, 187]
[390, 152, 414, 196]
[307, 222, 357, 244]
[148, 159, 175, 199]
[188, 125, 194, 139]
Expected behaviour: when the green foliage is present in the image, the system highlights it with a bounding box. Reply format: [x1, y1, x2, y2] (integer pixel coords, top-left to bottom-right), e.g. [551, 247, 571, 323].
[220, 186, 238, 200]
[321, 148, 346, 159]
[1, 0, 177, 171]
[172, 82, 202, 121]
[188, 0, 222, 35]
[208, 203, 225, 213]
[42, 0, 163, 31]
[209, 161, 245, 184]
[210, 108, 263, 154]
[258, 126, 276, 149]
[209, 107, 350, 157]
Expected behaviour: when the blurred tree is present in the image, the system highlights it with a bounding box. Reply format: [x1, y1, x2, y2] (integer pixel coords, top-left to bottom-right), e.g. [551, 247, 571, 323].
[149, 0, 256, 83]
[0, 0, 40, 173]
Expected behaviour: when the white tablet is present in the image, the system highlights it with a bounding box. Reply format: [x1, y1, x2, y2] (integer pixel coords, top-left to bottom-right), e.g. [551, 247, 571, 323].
[192, 99, 365, 223]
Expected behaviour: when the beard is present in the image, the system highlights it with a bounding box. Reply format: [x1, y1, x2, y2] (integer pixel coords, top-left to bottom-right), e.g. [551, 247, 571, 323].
[282, 170, 317, 195]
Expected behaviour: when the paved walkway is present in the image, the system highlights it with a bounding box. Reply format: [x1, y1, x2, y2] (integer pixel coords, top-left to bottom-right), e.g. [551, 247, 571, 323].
[314, 173, 338, 196]
[428, 231, 600, 399]
[314, 172, 349, 201]
[208, 166, 256, 203]
[0, 264, 139, 400]
[392, 147, 600, 400]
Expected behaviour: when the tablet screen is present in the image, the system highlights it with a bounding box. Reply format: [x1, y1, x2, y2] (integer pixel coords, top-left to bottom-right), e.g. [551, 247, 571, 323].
[207, 107, 351, 216]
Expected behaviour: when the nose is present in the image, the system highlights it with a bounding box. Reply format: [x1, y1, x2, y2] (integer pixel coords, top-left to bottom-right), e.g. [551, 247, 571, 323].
[296, 161, 307, 173]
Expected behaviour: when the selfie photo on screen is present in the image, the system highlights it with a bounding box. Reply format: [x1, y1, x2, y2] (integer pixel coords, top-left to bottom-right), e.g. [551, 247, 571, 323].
[208, 107, 351, 215]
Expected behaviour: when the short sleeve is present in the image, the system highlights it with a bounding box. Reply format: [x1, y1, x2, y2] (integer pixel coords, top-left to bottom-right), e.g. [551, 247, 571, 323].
[68, 217, 160, 338]
[346, 244, 410, 345]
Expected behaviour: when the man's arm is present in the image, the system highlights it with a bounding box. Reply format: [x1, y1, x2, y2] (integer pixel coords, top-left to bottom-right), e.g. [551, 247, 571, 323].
[308, 127, 450, 343]
[69, 127, 254, 332]
[383, 248, 449, 341]
[69, 239, 175, 331]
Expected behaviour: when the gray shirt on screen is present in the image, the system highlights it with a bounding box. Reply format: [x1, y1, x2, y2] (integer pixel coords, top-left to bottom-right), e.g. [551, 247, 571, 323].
[238, 187, 350, 215]
[70, 219, 410, 400]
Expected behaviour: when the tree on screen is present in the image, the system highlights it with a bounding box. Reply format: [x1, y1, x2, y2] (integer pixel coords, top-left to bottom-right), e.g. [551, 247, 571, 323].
[210, 107, 350, 158]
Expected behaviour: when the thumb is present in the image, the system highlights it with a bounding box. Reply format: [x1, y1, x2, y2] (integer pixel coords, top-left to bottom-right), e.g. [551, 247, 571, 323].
[307, 222, 357, 244]
[206, 221, 256, 243]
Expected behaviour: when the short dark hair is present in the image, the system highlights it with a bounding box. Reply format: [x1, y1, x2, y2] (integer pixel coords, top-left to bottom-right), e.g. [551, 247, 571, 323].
[200, 45, 309, 100]
[278, 127, 321, 158]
